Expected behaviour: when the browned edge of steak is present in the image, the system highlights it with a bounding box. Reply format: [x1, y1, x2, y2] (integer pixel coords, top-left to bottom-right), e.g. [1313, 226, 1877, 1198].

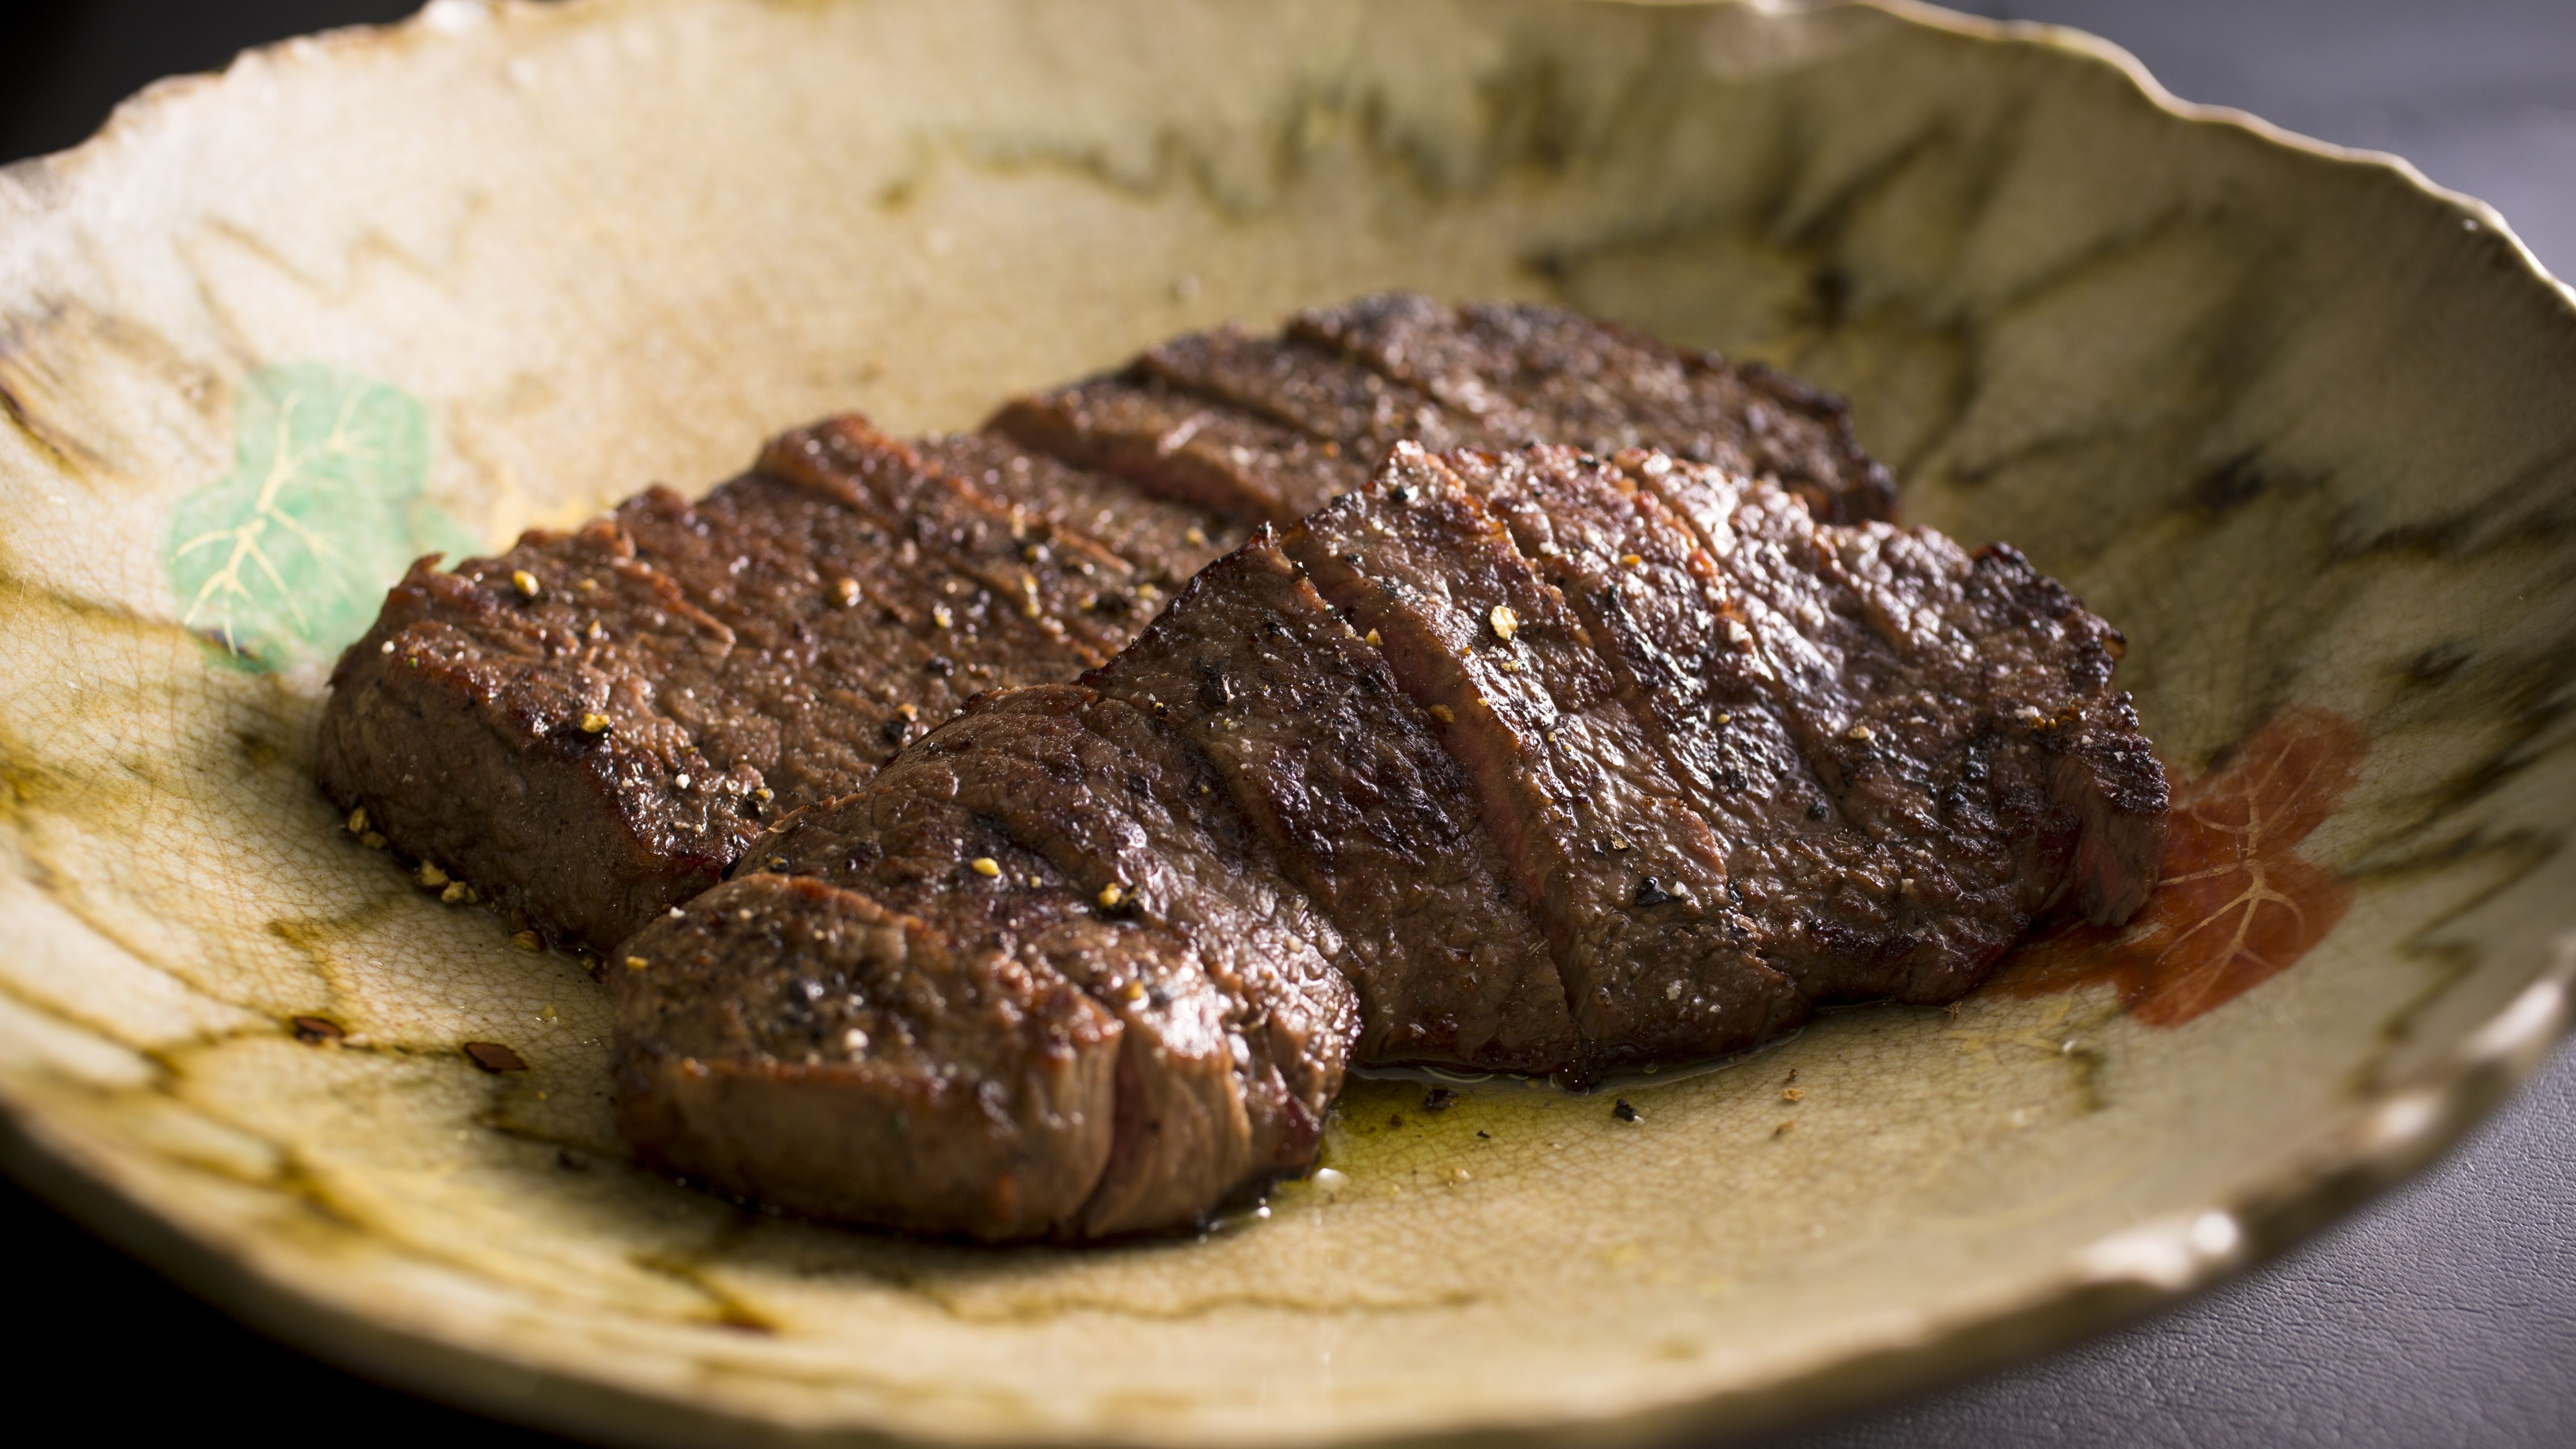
[1089, 531, 1580, 1073]
[615, 873, 1124, 1240]
[319, 423, 1245, 956]
[318, 519, 754, 953]
[991, 292, 1898, 529]
[1285, 293, 1899, 525]
[621, 683, 1357, 1240]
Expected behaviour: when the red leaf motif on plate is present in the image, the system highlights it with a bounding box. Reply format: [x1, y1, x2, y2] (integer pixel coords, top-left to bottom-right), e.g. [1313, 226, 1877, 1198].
[1997, 706, 2366, 1026]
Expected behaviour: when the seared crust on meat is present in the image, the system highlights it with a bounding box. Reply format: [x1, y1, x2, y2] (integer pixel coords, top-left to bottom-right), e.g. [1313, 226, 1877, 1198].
[616, 443, 2164, 1240]
[1096, 534, 1578, 1072]
[319, 431, 1107, 953]
[318, 297, 2078, 1239]
[322, 295, 1895, 955]
[1289, 294, 1897, 524]
[616, 874, 1123, 1239]
[1280, 452, 1805, 1070]
[911, 431, 1245, 587]
[991, 373, 1371, 521]
[623, 686, 1356, 1240]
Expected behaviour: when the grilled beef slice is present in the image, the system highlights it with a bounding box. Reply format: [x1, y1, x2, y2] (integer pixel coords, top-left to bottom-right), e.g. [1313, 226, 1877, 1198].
[1284, 294, 1897, 525]
[615, 444, 2164, 1239]
[323, 295, 1897, 953]
[995, 292, 1895, 526]
[318, 420, 1112, 953]
[619, 685, 1358, 1239]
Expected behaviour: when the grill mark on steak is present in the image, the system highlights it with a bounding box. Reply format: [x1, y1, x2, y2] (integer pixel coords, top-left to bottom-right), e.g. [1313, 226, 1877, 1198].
[989, 372, 1372, 521]
[758, 417, 1139, 665]
[1089, 531, 1577, 1072]
[1135, 324, 1507, 458]
[1636, 460, 2168, 989]
[316, 471, 1030, 952]
[1279, 445, 1803, 1072]
[1288, 293, 1898, 524]
[1447, 447, 1835, 841]
[1445, 449, 1921, 1003]
[910, 430, 1242, 586]
[992, 294, 1893, 533]
[614, 443, 2164, 1240]
[605, 476, 1025, 793]
[320, 432, 1110, 954]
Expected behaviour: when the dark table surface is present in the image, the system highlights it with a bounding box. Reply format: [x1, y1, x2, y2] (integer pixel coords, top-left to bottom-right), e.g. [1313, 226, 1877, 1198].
[4, 3, 2570, 1446]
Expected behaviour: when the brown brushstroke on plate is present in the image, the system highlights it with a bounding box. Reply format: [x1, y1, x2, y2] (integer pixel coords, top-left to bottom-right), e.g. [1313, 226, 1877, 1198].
[1997, 707, 2367, 1025]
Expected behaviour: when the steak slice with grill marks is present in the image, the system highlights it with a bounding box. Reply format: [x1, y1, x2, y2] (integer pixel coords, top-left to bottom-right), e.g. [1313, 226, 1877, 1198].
[989, 371, 1374, 522]
[909, 430, 1246, 588]
[1639, 450, 2169, 964]
[624, 685, 1357, 1239]
[1091, 533, 1577, 1072]
[323, 295, 1904, 957]
[616, 443, 2165, 1240]
[996, 294, 1894, 527]
[754, 419, 1147, 666]
[1288, 294, 1898, 525]
[1135, 323, 1506, 460]
[320, 421, 1116, 955]
[1277, 451, 1805, 1070]
[614, 873, 1123, 1239]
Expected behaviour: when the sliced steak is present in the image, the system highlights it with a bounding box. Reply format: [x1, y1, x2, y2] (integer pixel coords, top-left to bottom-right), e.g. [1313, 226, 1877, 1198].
[1436, 448, 1892, 1005]
[1639, 453, 2167, 977]
[1091, 532, 1577, 1072]
[622, 684, 1356, 1240]
[325, 296, 1905, 958]
[1135, 323, 1506, 459]
[757, 416, 1141, 665]
[620, 443, 2163, 1238]
[320, 424, 1133, 954]
[615, 873, 1123, 1239]
[1278, 449, 1804, 1071]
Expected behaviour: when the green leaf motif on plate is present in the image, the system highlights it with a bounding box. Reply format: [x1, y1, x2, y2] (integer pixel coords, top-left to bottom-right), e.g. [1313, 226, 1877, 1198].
[164, 362, 478, 672]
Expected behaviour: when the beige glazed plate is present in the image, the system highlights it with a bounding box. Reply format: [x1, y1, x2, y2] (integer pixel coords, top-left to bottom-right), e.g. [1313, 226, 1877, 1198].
[2, 0, 2572, 1443]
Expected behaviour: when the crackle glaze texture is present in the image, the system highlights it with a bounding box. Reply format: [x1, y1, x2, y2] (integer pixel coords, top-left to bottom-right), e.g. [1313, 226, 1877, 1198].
[0, 2, 2571, 1445]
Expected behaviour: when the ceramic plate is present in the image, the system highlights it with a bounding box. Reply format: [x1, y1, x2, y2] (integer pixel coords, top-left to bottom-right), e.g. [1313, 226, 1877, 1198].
[1, 1, 2570, 1443]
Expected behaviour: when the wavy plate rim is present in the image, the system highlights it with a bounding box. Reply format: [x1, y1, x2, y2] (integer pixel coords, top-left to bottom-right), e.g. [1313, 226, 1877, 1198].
[2, 1, 2571, 1444]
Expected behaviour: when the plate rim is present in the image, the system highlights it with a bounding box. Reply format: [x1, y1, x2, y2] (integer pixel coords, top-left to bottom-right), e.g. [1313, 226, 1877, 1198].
[2, 0, 2572, 1443]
